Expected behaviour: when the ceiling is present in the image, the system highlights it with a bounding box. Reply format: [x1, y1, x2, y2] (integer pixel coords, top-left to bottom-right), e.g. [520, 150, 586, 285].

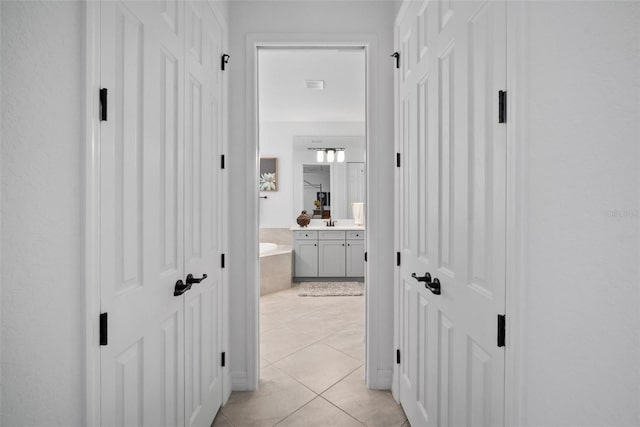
[258, 48, 366, 122]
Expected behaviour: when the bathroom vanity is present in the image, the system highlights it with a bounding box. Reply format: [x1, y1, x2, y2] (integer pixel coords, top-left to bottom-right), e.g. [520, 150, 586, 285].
[290, 225, 365, 279]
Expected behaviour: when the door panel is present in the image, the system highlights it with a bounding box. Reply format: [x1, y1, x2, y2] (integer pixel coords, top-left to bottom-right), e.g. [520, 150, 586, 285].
[100, 1, 185, 426]
[183, 2, 224, 425]
[101, 1, 224, 426]
[395, 1, 506, 426]
[318, 240, 347, 277]
[346, 240, 365, 277]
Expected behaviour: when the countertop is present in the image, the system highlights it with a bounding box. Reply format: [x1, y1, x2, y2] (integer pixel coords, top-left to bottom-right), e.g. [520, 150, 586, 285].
[289, 225, 365, 231]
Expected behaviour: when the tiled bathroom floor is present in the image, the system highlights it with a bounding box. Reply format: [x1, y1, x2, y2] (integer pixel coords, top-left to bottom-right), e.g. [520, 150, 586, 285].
[214, 285, 408, 427]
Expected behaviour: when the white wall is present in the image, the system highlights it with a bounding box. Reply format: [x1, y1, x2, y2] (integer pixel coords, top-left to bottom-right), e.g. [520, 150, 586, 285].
[1, 1, 84, 425]
[0, 1, 231, 424]
[259, 121, 365, 228]
[513, 1, 640, 425]
[229, 1, 396, 390]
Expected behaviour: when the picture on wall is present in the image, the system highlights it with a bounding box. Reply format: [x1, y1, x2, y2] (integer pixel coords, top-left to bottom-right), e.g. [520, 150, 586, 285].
[259, 157, 278, 191]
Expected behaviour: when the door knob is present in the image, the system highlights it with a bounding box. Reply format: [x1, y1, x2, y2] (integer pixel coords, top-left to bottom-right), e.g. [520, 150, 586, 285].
[174, 279, 192, 296]
[186, 273, 208, 285]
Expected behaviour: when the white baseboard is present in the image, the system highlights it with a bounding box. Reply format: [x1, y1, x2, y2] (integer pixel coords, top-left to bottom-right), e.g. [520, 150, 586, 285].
[223, 372, 232, 404]
[368, 369, 393, 390]
[231, 371, 250, 391]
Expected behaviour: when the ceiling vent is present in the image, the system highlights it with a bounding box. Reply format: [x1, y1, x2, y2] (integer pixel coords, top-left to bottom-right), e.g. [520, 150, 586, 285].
[304, 80, 325, 90]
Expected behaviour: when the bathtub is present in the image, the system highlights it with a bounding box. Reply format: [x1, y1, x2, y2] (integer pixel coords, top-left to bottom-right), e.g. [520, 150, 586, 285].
[259, 242, 278, 255]
[259, 242, 293, 296]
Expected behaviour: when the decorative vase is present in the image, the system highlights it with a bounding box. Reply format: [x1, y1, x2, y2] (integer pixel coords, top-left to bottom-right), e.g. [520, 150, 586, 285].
[352, 202, 364, 226]
[296, 210, 311, 228]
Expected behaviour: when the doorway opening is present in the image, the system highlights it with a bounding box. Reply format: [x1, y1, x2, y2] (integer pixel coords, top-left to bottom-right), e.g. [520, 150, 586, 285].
[256, 47, 368, 386]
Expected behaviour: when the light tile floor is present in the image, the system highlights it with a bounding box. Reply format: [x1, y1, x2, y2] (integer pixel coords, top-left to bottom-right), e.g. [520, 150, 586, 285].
[214, 285, 409, 427]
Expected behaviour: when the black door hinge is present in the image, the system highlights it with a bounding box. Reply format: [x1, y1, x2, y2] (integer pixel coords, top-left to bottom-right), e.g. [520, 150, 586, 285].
[396, 349, 401, 364]
[498, 90, 507, 123]
[396, 153, 401, 168]
[391, 52, 400, 69]
[497, 314, 506, 347]
[364, 252, 367, 262]
[221, 351, 226, 367]
[396, 251, 401, 266]
[221, 54, 230, 71]
[221, 154, 225, 169]
[100, 312, 108, 346]
[100, 88, 108, 121]
[221, 253, 225, 269]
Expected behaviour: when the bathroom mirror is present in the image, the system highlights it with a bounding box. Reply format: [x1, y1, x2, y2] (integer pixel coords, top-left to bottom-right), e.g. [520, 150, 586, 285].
[293, 136, 365, 220]
[303, 165, 331, 218]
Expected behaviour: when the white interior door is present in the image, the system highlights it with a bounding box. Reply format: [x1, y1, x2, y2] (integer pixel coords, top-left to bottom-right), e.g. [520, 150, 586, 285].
[183, 2, 225, 426]
[100, 1, 225, 426]
[395, 1, 507, 426]
[100, 1, 185, 425]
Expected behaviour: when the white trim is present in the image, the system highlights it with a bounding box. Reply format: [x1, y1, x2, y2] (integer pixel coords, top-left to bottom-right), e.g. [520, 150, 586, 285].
[84, 0, 101, 425]
[505, 1, 526, 425]
[206, 1, 232, 405]
[231, 372, 250, 391]
[391, 20, 401, 403]
[0, 2, 3, 420]
[243, 32, 389, 390]
[393, 0, 411, 28]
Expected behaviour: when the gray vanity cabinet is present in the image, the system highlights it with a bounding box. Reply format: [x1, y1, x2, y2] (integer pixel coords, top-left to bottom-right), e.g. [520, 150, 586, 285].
[345, 231, 365, 277]
[293, 229, 364, 279]
[318, 231, 347, 277]
[294, 231, 318, 277]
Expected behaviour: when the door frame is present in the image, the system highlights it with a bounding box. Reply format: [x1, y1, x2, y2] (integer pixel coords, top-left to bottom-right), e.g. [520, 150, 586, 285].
[245, 33, 392, 389]
[390, 0, 525, 424]
[83, 2, 230, 425]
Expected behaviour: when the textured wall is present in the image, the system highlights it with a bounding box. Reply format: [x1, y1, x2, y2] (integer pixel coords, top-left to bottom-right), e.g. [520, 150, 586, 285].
[1, 1, 84, 425]
[518, 1, 640, 425]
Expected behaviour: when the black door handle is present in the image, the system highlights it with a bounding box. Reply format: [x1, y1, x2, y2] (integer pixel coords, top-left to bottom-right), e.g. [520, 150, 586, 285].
[186, 273, 208, 285]
[174, 279, 192, 296]
[425, 278, 441, 295]
[411, 272, 432, 283]
[411, 272, 441, 295]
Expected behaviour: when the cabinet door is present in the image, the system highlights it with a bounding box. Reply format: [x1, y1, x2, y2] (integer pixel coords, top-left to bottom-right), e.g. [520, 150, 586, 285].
[318, 240, 346, 277]
[346, 240, 365, 277]
[294, 240, 318, 277]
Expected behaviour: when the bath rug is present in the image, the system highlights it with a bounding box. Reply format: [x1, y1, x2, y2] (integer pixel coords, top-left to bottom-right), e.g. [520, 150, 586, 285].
[298, 282, 364, 297]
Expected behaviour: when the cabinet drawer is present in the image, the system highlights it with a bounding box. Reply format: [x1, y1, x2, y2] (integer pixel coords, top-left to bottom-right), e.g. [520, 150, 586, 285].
[346, 230, 364, 240]
[318, 230, 346, 240]
[294, 230, 318, 240]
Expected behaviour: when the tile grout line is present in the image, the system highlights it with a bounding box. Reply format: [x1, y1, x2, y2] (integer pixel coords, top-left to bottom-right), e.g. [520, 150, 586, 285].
[272, 395, 322, 426]
[318, 395, 367, 426]
[267, 362, 322, 398]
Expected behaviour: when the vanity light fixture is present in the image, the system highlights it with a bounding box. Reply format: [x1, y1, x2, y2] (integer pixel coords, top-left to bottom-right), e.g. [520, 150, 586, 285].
[326, 149, 335, 163]
[309, 147, 346, 163]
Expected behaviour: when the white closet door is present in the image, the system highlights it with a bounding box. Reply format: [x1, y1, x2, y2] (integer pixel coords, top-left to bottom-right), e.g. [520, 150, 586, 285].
[183, 2, 225, 426]
[395, 1, 507, 426]
[100, 1, 185, 425]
